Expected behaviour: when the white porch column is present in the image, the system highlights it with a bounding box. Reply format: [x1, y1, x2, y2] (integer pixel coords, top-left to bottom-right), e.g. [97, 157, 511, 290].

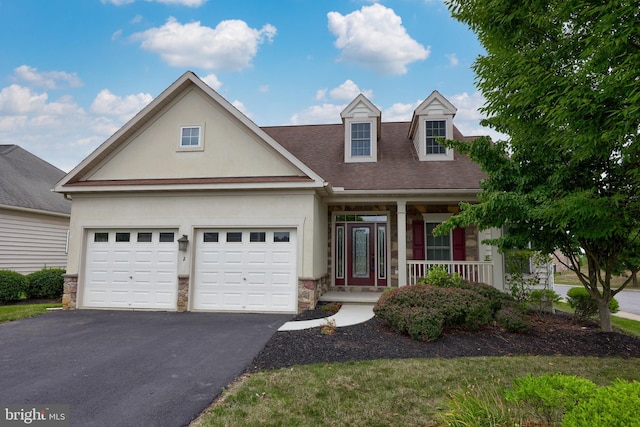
[397, 200, 407, 287]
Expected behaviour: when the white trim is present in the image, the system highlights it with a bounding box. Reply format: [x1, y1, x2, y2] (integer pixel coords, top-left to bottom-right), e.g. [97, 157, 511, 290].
[422, 213, 454, 261]
[177, 124, 204, 152]
[344, 119, 377, 163]
[55, 71, 328, 192]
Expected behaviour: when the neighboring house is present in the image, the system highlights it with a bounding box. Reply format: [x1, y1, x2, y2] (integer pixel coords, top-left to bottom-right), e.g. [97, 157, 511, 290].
[0, 145, 71, 274]
[55, 71, 508, 313]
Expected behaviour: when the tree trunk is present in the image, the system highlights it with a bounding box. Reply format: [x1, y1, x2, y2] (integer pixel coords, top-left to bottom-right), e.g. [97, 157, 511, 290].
[596, 297, 613, 332]
[633, 271, 638, 288]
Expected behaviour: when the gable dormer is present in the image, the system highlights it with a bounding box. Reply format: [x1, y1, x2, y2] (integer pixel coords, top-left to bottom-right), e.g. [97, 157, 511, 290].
[409, 91, 457, 161]
[341, 94, 381, 163]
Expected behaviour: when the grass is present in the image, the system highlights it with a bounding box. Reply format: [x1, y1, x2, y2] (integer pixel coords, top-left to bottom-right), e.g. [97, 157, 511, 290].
[554, 268, 638, 289]
[191, 356, 640, 427]
[0, 302, 62, 324]
[553, 301, 640, 337]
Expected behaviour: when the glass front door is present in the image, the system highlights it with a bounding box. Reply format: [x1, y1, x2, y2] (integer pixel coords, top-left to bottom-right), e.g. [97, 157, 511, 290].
[335, 215, 388, 287]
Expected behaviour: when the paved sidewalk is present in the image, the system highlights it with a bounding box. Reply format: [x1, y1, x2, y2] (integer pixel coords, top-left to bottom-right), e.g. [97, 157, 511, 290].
[614, 311, 640, 321]
[278, 304, 375, 331]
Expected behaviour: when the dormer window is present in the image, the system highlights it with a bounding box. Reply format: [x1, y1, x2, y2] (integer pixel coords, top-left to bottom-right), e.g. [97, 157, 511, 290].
[341, 94, 381, 163]
[425, 120, 447, 155]
[351, 122, 371, 157]
[408, 91, 457, 162]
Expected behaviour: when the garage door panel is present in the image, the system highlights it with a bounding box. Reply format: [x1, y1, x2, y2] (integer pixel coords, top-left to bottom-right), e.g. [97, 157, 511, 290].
[83, 230, 178, 310]
[193, 229, 297, 313]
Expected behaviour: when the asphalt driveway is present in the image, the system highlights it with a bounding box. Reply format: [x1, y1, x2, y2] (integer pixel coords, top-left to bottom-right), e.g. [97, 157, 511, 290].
[0, 309, 292, 426]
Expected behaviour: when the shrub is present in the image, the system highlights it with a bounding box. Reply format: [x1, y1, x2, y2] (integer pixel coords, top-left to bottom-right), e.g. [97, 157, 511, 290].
[562, 380, 640, 427]
[418, 265, 465, 288]
[0, 270, 27, 302]
[462, 281, 515, 315]
[403, 307, 443, 341]
[25, 268, 65, 299]
[505, 374, 597, 426]
[373, 283, 494, 341]
[496, 304, 531, 332]
[566, 287, 619, 321]
[528, 289, 561, 314]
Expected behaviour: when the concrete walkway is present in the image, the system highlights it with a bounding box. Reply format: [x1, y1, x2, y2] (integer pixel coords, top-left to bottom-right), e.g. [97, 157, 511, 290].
[614, 311, 640, 321]
[278, 304, 375, 331]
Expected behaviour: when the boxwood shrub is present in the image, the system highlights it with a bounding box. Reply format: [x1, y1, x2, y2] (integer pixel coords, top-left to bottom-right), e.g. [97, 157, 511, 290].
[562, 380, 640, 427]
[26, 268, 65, 299]
[566, 287, 619, 321]
[0, 270, 27, 302]
[374, 283, 495, 341]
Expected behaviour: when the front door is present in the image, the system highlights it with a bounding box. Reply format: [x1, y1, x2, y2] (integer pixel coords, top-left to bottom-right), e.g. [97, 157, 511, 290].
[347, 224, 374, 285]
[335, 215, 388, 287]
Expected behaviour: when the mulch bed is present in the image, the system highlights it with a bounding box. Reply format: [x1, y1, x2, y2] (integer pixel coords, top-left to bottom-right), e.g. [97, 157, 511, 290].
[248, 307, 640, 372]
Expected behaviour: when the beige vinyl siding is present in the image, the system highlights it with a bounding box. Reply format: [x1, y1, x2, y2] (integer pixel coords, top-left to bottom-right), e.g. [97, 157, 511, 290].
[0, 208, 69, 274]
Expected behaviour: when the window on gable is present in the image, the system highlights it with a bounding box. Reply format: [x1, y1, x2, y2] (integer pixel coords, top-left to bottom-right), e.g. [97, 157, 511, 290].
[425, 120, 447, 155]
[350, 122, 371, 157]
[180, 126, 201, 148]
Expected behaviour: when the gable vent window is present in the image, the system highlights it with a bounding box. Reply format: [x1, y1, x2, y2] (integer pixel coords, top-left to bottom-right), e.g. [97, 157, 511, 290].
[425, 120, 447, 154]
[180, 126, 201, 148]
[351, 123, 371, 157]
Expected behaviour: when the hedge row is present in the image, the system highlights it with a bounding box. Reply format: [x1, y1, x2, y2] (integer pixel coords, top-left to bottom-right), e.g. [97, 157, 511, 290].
[0, 268, 65, 302]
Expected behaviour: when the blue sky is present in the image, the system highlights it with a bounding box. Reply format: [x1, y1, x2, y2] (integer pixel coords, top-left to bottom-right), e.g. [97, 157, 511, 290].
[0, 0, 494, 172]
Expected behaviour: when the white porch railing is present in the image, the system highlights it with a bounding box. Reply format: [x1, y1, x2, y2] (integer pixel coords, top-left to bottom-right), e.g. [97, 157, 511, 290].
[407, 260, 494, 286]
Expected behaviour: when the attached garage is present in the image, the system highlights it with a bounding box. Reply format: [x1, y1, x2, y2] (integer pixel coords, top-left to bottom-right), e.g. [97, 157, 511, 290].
[83, 230, 179, 310]
[192, 228, 297, 313]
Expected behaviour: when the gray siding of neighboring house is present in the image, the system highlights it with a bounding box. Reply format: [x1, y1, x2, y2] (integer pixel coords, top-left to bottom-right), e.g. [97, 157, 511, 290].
[0, 207, 69, 274]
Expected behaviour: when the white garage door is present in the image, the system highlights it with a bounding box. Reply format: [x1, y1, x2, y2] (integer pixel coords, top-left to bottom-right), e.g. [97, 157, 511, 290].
[83, 230, 178, 310]
[193, 229, 297, 313]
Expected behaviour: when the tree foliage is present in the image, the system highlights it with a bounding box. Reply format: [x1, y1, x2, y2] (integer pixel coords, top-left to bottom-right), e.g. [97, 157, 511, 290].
[441, 0, 640, 331]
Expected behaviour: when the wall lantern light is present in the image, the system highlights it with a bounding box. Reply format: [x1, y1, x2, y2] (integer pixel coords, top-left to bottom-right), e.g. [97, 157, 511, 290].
[178, 235, 189, 252]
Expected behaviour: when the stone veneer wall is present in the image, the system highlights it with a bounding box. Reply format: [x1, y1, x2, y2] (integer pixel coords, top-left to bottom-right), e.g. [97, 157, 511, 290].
[62, 274, 78, 310]
[177, 274, 189, 312]
[298, 275, 329, 312]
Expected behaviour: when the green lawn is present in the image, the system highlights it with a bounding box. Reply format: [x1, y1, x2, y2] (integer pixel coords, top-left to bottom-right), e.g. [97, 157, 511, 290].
[554, 268, 638, 289]
[192, 356, 640, 427]
[0, 302, 62, 323]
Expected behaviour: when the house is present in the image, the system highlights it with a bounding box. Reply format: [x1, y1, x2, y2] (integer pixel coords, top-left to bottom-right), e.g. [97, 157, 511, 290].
[54, 71, 507, 313]
[0, 145, 71, 274]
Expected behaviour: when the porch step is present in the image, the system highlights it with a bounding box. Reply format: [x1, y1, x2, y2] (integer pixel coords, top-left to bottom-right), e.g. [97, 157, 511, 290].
[319, 291, 381, 304]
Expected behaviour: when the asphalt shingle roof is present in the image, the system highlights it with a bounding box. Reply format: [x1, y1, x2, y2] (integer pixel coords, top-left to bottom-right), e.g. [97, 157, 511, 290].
[0, 145, 71, 214]
[263, 122, 486, 191]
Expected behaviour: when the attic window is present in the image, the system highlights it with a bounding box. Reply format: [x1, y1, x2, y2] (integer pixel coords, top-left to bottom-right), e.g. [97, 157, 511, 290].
[181, 126, 201, 147]
[425, 120, 446, 155]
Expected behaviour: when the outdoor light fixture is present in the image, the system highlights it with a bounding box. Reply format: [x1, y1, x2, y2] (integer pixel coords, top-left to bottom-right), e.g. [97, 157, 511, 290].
[178, 235, 189, 252]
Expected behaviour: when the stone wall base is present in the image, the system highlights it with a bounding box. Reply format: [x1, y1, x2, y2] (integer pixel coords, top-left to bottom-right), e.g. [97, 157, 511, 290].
[177, 274, 189, 312]
[297, 275, 329, 313]
[62, 274, 78, 310]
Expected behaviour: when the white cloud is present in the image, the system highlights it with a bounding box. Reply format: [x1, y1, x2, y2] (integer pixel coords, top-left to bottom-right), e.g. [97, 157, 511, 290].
[132, 17, 276, 71]
[89, 89, 153, 122]
[289, 103, 345, 125]
[383, 101, 420, 122]
[232, 100, 252, 118]
[446, 53, 459, 67]
[446, 91, 509, 141]
[327, 4, 430, 75]
[329, 80, 373, 101]
[12, 65, 83, 90]
[201, 73, 222, 90]
[0, 85, 48, 114]
[315, 88, 327, 101]
[258, 85, 269, 93]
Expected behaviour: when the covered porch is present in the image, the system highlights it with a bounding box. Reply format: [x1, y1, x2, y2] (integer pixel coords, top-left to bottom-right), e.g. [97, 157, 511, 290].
[325, 199, 506, 296]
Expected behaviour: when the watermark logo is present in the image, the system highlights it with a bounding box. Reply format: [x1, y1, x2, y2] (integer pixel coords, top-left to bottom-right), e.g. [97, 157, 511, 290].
[0, 405, 68, 427]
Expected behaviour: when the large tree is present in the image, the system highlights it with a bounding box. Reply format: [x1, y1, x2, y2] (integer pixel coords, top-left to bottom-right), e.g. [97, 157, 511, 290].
[439, 0, 640, 331]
